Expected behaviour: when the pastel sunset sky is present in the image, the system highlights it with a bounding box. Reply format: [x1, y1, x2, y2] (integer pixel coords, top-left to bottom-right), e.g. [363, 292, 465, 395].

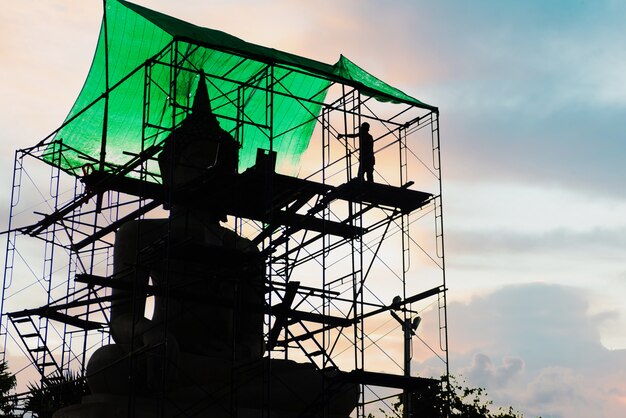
[1, 1, 625, 417]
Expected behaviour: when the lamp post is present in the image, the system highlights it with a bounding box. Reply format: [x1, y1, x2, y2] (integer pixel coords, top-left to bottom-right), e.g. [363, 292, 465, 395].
[390, 297, 421, 418]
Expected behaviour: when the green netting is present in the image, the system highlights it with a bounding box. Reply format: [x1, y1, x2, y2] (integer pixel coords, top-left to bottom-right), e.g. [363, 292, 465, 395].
[50, 0, 435, 177]
[333, 55, 426, 106]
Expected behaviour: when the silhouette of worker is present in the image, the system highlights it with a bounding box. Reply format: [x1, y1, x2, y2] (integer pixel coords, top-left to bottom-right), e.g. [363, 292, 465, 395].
[337, 122, 374, 182]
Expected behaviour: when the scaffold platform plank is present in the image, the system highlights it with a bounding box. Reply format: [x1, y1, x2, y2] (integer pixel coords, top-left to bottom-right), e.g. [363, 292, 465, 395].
[9, 309, 103, 331]
[81, 169, 364, 238]
[331, 179, 433, 214]
[337, 370, 440, 390]
[77, 167, 431, 240]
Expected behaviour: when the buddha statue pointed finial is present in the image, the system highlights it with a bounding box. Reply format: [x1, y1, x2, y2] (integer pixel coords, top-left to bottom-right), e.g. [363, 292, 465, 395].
[191, 70, 213, 118]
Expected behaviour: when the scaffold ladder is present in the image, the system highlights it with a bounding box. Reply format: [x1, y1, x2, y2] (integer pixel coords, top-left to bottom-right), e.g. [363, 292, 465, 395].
[8, 314, 61, 378]
[0, 152, 24, 363]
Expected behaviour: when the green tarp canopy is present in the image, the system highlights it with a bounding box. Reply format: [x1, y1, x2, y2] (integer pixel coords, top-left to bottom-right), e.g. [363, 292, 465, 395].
[50, 0, 436, 176]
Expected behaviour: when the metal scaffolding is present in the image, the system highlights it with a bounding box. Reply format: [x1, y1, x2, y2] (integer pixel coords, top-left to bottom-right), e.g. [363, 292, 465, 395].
[1, 35, 448, 418]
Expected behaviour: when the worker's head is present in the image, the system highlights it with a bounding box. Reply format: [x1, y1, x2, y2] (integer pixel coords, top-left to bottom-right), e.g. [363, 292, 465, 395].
[360, 122, 370, 132]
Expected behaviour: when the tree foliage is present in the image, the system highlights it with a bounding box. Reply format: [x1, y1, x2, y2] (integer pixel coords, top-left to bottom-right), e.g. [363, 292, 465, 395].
[25, 369, 89, 418]
[445, 376, 524, 418]
[0, 360, 18, 418]
[370, 375, 526, 418]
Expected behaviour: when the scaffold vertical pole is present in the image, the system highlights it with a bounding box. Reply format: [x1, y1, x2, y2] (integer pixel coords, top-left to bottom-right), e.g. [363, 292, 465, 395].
[399, 124, 414, 418]
[431, 111, 450, 416]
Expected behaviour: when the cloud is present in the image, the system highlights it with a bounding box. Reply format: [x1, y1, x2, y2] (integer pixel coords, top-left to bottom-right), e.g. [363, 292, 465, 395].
[379, 1, 626, 198]
[527, 367, 580, 407]
[440, 102, 626, 199]
[464, 354, 524, 388]
[413, 283, 626, 417]
[448, 226, 626, 258]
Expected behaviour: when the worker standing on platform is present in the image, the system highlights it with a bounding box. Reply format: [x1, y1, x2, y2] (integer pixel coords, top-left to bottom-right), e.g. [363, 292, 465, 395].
[337, 122, 375, 182]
